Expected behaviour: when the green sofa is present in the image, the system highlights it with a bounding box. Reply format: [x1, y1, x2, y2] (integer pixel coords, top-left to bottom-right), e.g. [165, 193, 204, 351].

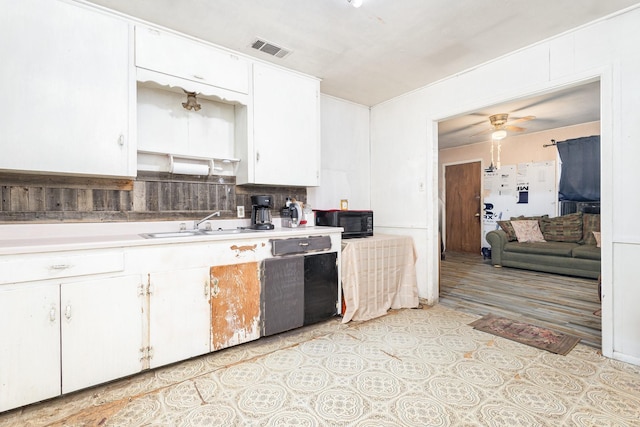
[485, 212, 600, 279]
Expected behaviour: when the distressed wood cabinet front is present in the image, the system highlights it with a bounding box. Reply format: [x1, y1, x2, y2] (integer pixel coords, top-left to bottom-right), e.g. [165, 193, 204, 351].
[210, 262, 261, 351]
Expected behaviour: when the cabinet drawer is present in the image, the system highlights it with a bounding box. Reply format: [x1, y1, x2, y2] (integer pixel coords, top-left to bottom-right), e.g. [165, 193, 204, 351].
[0, 250, 125, 285]
[270, 236, 331, 256]
[135, 26, 250, 94]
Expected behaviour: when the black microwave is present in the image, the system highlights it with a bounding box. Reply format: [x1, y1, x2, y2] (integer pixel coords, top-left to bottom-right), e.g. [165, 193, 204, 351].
[314, 210, 373, 238]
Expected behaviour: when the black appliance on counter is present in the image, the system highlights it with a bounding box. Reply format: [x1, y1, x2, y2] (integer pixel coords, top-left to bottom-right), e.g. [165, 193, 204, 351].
[314, 209, 373, 238]
[250, 195, 275, 230]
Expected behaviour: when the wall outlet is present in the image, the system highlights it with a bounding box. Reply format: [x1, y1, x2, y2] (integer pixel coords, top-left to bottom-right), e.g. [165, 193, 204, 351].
[237, 206, 245, 218]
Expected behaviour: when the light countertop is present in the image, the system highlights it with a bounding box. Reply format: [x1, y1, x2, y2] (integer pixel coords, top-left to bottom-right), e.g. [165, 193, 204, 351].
[0, 220, 342, 255]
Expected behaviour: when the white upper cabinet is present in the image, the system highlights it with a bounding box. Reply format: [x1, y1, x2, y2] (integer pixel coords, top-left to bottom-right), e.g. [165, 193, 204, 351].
[0, 0, 134, 177]
[135, 26, 250, 95]
[237, 62, 321, 186]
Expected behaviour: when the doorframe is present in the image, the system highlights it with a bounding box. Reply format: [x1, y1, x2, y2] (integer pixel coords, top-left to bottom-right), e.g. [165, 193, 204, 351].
[428, 68, 613, 357]
[441, 158, 484, 254]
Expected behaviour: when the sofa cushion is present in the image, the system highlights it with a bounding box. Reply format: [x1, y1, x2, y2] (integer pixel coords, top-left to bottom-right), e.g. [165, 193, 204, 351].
[540, 212, 583, 242]
[498, 215, 548, 242]
[497, 220, 517, 241]
[581, 213, 600, 245]
[572, 244, 601, 261]
[511, 220, 546, 243]
[504, 241, 577, 257]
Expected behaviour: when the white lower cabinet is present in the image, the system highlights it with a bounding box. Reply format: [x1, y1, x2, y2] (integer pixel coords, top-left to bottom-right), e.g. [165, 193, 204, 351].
[61, 275, 143, 394]
[0, 275, 142, 412]
[147, 269, 211, 368]
[0, 284, 61, 412]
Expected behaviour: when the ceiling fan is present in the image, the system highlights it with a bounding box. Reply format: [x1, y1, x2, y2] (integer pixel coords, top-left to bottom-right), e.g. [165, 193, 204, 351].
[472, 113, 536, 139]
[479, 113, 535, 172]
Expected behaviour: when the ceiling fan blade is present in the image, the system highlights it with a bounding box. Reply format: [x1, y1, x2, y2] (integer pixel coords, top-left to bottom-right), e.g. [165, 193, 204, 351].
[506, 115, 536, 125]
[469, 127, 492, 137]
[505, 125, 525, 132]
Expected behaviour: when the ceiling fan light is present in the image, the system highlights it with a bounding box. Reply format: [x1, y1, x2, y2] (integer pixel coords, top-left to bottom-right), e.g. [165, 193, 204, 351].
[492, 130, 507, 140]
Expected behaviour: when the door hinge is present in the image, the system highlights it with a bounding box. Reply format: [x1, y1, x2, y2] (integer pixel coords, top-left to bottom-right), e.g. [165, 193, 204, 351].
[139, 345, 154, 362]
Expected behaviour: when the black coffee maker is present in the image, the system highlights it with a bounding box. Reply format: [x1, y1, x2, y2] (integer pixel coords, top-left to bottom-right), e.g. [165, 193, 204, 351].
[250, 195, 275, 230]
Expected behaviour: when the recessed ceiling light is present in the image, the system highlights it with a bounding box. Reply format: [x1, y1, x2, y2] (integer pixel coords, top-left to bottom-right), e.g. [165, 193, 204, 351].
[348, 0, 363, 8]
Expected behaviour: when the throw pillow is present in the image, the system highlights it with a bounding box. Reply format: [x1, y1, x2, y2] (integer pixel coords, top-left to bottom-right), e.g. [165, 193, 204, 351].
[497, 220, 517, 241]
[581, 213, 601, 245]
[540, 212, 583, 242]
[593, 231, 601, 248]
[511, 220, 546, 243]
[499, 215, 548, 242]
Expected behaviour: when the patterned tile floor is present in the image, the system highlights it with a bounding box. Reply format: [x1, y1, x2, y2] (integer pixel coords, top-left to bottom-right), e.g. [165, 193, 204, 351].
[2, 304, 640, 426]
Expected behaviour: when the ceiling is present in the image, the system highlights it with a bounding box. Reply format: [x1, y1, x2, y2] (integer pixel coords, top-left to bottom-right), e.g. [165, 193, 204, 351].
[84, 0, 635, 145]
[437, 80, 601, 149]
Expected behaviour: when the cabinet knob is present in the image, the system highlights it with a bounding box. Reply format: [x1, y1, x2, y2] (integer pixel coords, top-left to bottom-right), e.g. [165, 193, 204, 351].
[118, 134, 125, 146]
[65, 305, 72, 320]
[49, 306, 57, 322]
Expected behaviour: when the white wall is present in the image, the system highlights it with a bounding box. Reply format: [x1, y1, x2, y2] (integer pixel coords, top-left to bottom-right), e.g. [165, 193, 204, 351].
[308, 95, 371, 211]
[370, 6, 640, 365]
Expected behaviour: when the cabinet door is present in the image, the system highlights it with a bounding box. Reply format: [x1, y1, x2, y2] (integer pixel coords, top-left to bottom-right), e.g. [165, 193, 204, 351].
[61, 275, 143, 394]
[304, 252, 339, 325]
[0, 0, 133, 177]
[0, 284, 60, 412]
[250, 63, 320, 186]
[262, 257, 304, 336]
[210, 262, 261, 350]
[136, 26, 250, 94]
[148, 269, 212, 368]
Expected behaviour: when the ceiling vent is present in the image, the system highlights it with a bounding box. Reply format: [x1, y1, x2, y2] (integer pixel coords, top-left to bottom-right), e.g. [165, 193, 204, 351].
[251, 38, 291, 59]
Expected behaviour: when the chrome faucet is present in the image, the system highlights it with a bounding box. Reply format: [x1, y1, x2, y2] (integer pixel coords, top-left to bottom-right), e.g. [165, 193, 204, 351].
[194, 211, 220, 229]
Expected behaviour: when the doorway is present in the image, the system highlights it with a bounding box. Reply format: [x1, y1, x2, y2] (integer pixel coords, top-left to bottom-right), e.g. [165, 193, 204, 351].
[444, 161, 481, 254]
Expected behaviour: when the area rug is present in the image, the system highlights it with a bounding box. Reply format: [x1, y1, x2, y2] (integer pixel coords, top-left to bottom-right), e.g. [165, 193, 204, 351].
[469, 313, 580, 355]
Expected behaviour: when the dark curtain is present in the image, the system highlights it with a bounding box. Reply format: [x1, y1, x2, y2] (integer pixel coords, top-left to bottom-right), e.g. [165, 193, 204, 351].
[557, 135, 600, 201]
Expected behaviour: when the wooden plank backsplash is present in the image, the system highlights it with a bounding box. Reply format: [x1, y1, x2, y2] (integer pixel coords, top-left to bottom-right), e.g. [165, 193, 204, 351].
[0, 172, 306, 223]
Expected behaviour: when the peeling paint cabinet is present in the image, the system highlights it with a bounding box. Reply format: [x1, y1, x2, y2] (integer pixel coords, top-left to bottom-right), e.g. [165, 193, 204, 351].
[0, 229, 341, 412]
[210, 262, 262, 350]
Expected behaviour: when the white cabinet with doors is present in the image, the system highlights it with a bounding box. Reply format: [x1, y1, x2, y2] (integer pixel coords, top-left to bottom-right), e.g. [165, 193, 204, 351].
[0, 284, 61, 412]
[135, 25, 250, 95]
[60, 275, 143, 394]
[0, 252, 142, 412]
[0, 0, 134, 177]
[237, 62, 321, 186]
[146, 268, 212, 368]
[0, 277, 142, 411]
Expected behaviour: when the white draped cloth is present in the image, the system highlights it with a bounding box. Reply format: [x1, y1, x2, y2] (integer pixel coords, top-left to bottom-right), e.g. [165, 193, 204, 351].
[341, 234, 419, 323]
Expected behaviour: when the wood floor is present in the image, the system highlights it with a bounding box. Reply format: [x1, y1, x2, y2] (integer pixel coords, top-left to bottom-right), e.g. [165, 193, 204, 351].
[438, 251, 602, 349]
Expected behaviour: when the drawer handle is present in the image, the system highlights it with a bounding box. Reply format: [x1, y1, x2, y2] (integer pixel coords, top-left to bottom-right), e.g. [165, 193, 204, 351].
[49, 306, 57, 322]
[50, 264, 72, 270]
[65, 305, 72, 320]
[298, 242, 309, 247]
[192, 74, 204, 80]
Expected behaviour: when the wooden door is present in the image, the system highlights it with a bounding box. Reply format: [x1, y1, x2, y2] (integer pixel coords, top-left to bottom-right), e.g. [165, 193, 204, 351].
[445, 162, 482, 254]
[210, 262, 261, 351]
